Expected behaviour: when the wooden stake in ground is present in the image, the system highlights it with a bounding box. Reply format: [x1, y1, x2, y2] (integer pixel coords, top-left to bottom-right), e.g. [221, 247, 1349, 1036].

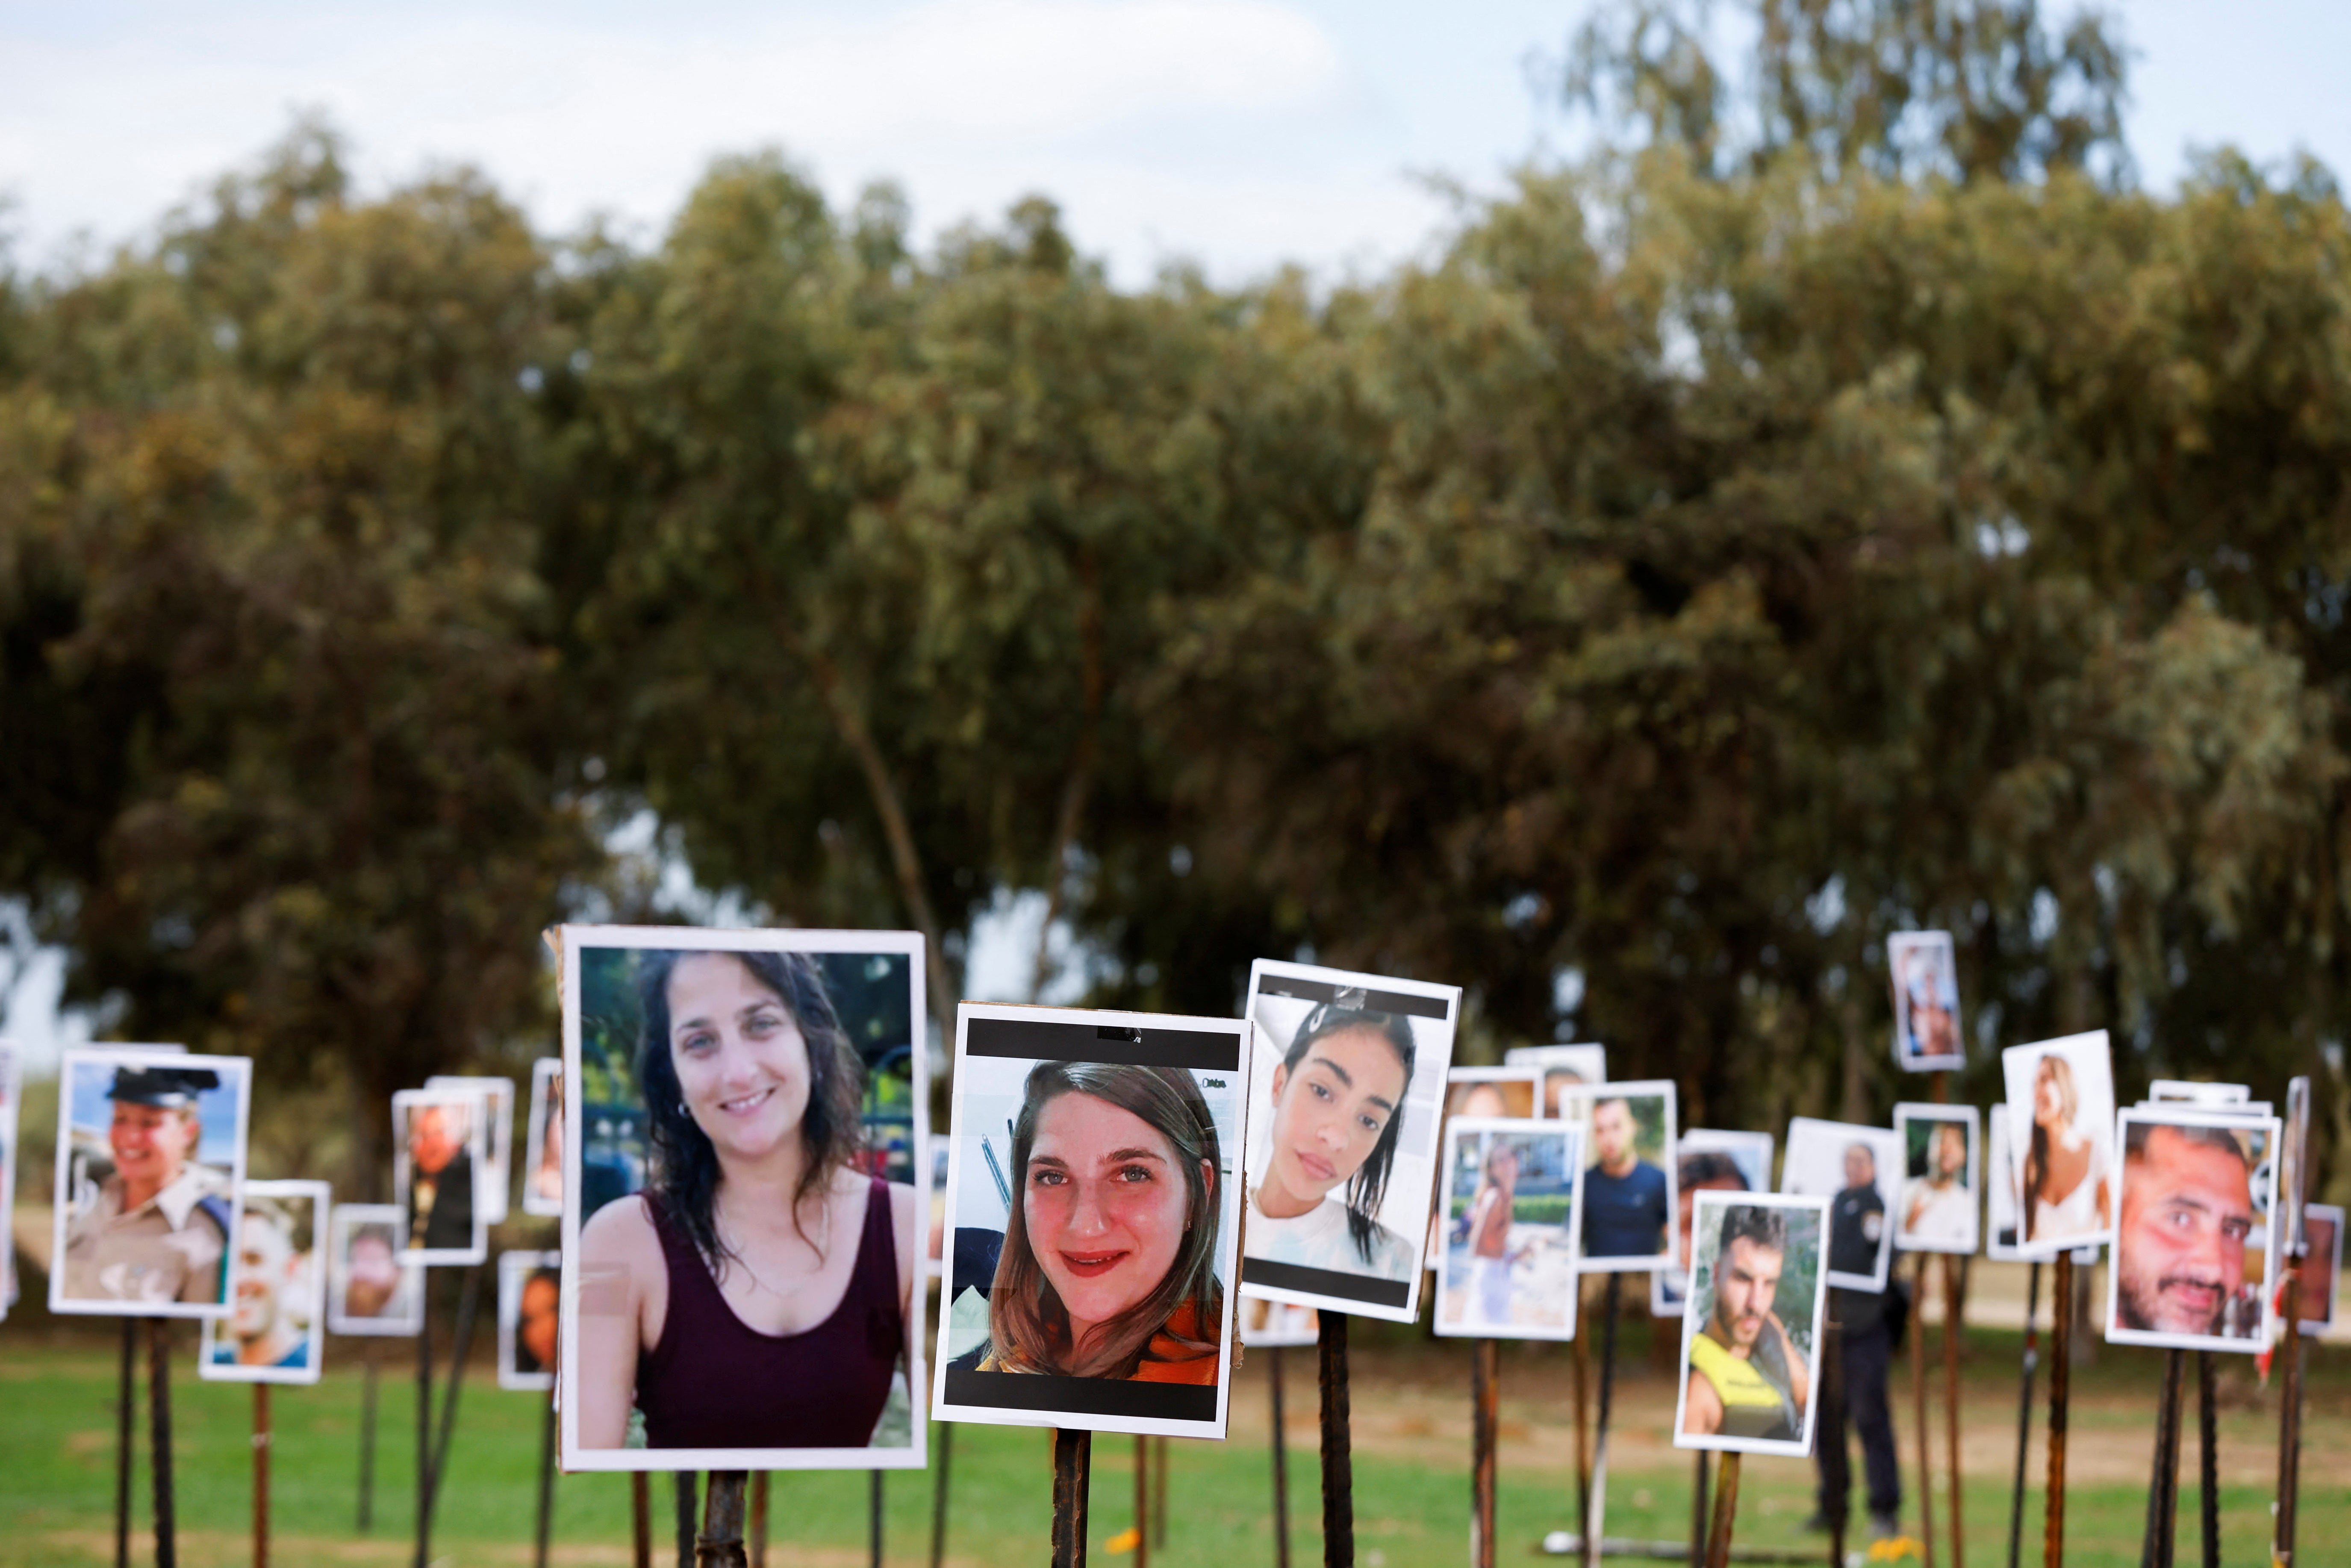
[632, 1473, 651, 1568]
[1319, 1310, 1352, 1568]
[1582, 1273, 1623, 1568]
[253, 1384, 271, 1568]
[2194, 1353, 2217, 1568]
[1703, 1451, 1741, 1568]
[1909, 1250, 1939, 1568]
[149, 1317, 177, 1568]
[1271, 1343, 1293, 1568]
[2006, 1261, 2041, 1568]
[1944, 1255, 1968, 1568]
[698, 1471, 748, 1568]
[2043, 1250, 2073, 1568]
[117, 1316, 136, 1568]
[358, 1341, 379, 1534]
[1052, 1429, 1093, 1568]
[1470, 1338, 1499, 1568]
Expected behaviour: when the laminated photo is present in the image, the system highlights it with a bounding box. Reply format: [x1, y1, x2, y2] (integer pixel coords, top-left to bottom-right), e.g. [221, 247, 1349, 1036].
[2105, 1107, 2280, 1353]
[199, 1180, 328, 1385]
[1654, 1130, 1775, 1318]
[50, 1046, 253, 1318]
[1779, 1118, 1903, 1293]
[2001, 1032, 2116, 1257]
[392, 1088, 490, 1267]
[2300, 1205, 2342, 1335]
[521, 1058, 563, 1219]
[1502, 1043, 1608, 1119]
[500, 1249, 563, 1392]
[1892, 1105, 1980, 1256]
[1671, 1192, 1829, 1459]
[1552, 1081, 1678, 1274]
[1237, 960, 1459, 1322]
[1238, 1296, 1320, 1348]
[1886, 931, 1964, 1071]
[558, 925, 929, 1472]
[1432, 1118, 1584, 1341]
[327, 1203, 424, 1336]
[425, 1074, 515, 1226]
[932, 1002, 1248, 1440]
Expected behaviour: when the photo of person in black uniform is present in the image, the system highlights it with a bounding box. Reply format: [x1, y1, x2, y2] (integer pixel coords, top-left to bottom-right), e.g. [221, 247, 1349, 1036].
[394, 1091, 486, 1264]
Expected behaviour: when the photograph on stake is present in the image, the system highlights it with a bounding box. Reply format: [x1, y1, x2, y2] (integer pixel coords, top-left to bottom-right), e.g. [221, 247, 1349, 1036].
[500, 1250, 562, 1391]
[933, 1001, 1248, 1439]
[1671, 1191, 1829, 1457]
[1237, 958, 1459, 1320]
[1653, 1129, 1774, 1317]
[1779, 1118, 1903, 1292]
[1886, 930, 1965, 1072]
[392, 1087, 490, 1266]
[326, 1203, 424, 1336]
[557, 925, 929, 1472]
[50, 1046, 252, 1317]
[2104, 1106, 2280, 1352]
[1891, 1103, 1980, 1256]
[1502, 1042, 1607, 1120]
[1238, 1295, 1320, 1347]
[2301, 1205, 2342, 1335]
[1553, 1081, 1678, 1273]
[1431, 1117, 1583, 1339]
[199, 1179, 329, 1383]
[522, 1058, 563, 1218]
[2001, 1031, 2116, 1256]
[426, 1073, 515, 1226]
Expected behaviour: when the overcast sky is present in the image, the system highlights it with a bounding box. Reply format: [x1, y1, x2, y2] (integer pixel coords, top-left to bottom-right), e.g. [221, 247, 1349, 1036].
[5, 1, 2349, 289]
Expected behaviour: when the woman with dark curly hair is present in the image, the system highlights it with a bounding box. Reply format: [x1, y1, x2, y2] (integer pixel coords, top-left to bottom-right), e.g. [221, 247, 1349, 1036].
[577, 948, 919, 1450]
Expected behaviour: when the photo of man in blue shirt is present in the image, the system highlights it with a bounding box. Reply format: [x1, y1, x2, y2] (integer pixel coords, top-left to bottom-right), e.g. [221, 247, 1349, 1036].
[1582, 1095, 1670, 1264]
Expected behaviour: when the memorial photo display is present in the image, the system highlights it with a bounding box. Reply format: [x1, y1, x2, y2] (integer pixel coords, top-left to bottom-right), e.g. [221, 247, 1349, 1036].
[557, 924, 930, 1473]
[391, 1088, 490, 1267]
[933, 1002, 1249, 1440]
[1502, 1043, 1608, 1120]
[2001, 1031, 2117, 1258]
[500, 1249, 563, 1392]
[425, 1074, 515, 1226]
[1891, 1104, 1980, 1256]
[2301, 1205, 2342, 1335]
[1671, 1191, 1829, 1459]
[50, 1046, 252, 1319]
[199, 1179, 328, 1385]
[1654, 1129, 1775, 1318]
[1886, 930, 1964, 1071]
[1237, 959, 1459, 1322]
[1553, 1081, 1678, 1274]
[326, 1203, 424, 1337]
[1431, 1117, 1584, 1341]
[521, 1058, 563, 1219]
[2105, 1106, 2280, 1354]
[1779, 1118, 1903, 1293]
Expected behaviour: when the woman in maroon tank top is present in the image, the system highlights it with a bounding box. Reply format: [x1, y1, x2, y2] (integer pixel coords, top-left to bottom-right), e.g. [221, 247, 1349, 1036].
[577, 947, 919, 1453]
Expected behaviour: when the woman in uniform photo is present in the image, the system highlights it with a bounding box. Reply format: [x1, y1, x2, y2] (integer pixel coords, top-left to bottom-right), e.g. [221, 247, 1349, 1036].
[950, 1059, 1224, 1382]
[1243, 999, 1419, 1281]
[575, 949, 919, 1451]
[62, 1065, 233, 1308]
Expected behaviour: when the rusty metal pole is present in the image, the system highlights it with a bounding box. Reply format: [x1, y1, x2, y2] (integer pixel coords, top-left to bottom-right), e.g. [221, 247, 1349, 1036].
[1703, 1452, 1742, 1568]
[1052, 1429, 1093, 1568]
[631, 1473, 651, 1568]
[415, 1282, 433, 1568]
[2193, 1353, 2217, 1568]
[117, 1317, 136, 1568]
[2006, 1262, 2041, 1568]
[358, 1341, 380, 1534]
[534, 1388, 557, 1568]
[1471, 1339, 1498, 1568]
[150, 1318, 177, 1568]
[2273, 1271, 2304, 1566]
[1154, 1432, 1168, 1550]
[1822, 1313, 1846, 1568]
[2043, 1252, 2073, 1568]
[752, 1472, 769, 1568]
[1271, 1343, 1293, 1568]
[1319, 1312, 1352, 1568]
[697, 1471, 748, 1568]
[1135, 1435, 1151, 1568]
[1688, 1451, 1709, 1568]
[1910, 1251, 1938, 1568]
[1944, 1253, 1968, 1568]
[929, 1429, 952, 1568]
[1572, 1286, 1591, 1543]
[869, 1472, 884, 1568]
[1584, 1274, 1622, 1568]
[2141, 1350, 2183, 1568]
[253, 1384, 271, 1568]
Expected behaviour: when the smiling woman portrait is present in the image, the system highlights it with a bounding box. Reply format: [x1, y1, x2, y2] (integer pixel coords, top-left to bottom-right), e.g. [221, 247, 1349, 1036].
[952, 1061, 1223, 1382]
[1244, 1001, 1419, 1282]
[575, 948, 920, 1451]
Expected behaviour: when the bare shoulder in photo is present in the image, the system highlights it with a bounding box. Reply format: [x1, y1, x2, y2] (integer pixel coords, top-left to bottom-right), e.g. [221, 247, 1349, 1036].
[2000, 1032, 2116, 1257]
[1892, 1104, 1980, 1256]
[1672, 1192, 1829, 1458]
[1432, 1117, 1584, 1341]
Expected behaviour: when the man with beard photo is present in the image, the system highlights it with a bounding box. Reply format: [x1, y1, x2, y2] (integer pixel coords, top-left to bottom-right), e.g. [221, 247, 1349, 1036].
[1582, 1096, 1669, 1264]
[1682, 1204, 1809, 1441]
[2113, 1117, 2266, 1343]
[404, 1099, 477, 1255]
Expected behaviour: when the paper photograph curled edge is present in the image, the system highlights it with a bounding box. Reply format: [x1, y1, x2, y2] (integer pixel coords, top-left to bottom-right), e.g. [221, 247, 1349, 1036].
[199, 1179, 330, 1385]
[557, 923, 931, 1473]
[1237, 958, 1461, 1324]
[326, 1203, 424, 1337]
[1670, 1191, 1830, 1459]
[932, 1001, 1250, 1440]
[2103, 1106, 2280, 1354]
[50, 1045, 253, 1319]
[1431, 1116, 1585, 1341]
[1891, 1103, 1981, 1257]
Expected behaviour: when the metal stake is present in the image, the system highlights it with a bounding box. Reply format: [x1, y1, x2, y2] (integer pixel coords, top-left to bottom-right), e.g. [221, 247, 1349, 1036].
[1910, 1252, 1938, 1568]
[675, 1471, 698, 1568]
[1319, 1311, 1352, 1568]
[1584, 1273, 1622, 1568]
[632, 1473, 651, 1568]
[1052, 1429, 1093, 1568]
[2193, 1353, 2217, 1568]
[254, 1384, 271, 1568]
[2043, 1252, 2072, 1568]
[698, 1471, 748, 1568]
[150, 1318, 177, 1568]
[871, 1470, 884, 1568]
[1703, 1451, 1741, 1568]
[1471, 1338, 1498, 1568]
[117, 1316, 136, 1568]
[359, 1341, 379, 1534]
[534, 1388, 558, 1568]
[1944, 1254, 1967, 1568]
[753, 1471, 769, 1568]
[929, 1427, 953, 1568]
[2006, 1262, 2040, 1568]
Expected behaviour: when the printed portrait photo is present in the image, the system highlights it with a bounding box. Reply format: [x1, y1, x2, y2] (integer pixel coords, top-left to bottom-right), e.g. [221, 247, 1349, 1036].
[932, 1002, 1248, 1440]
[2301, 1205, 2342, 1335]
[1502, 1043, 1607, 1120]
[1653, 1130, 1774, 1318]
[558, 925, 929, 1472]
[500, 1250, 563, 1392]
[392, 1089, 490, 1267]
[1886, 931, 1964, 1071]
[2105, 1108, 2280, 1353]
[1432, 1119, 1584, 1340]
[1892, 1105, 1980, 1256]
[426, 1074, 515, 1226]
[200, 1180, 328, 1385]
[326, 1203, 424, 1336]
[1238, 1295, 1320, 1348]
[1238, 960, 1458, 1322]
[1779, 1119, 1903, 1293]
[2001, 1032, 2116, 1257]
[522, 1058, 563, 1219]
[1552, 1082, 1678, 1274]
[50, 1047, 252, 1318]
[1442, 1067, 1542, 1123]
[1671, 1192, 1828, 1458]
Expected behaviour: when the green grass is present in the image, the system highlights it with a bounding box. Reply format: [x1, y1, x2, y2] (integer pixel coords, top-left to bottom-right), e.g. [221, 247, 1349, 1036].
[3, 1320, 2344, 1567]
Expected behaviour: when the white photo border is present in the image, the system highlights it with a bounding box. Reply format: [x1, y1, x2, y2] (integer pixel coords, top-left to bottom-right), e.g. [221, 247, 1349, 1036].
[1780, 1117, 1903, 1292]
[392, 1088, 491, 1267]
[198, 1179, 330, 1385]
[1999, 1031, 2118, 1260]
[521, 1058, 563, 1219]
[1670, 1191, 1832, 1458]
[2103, 1106, 2280, 1355]
[425, 1074, 516, 1227]
[326, 1202, 424, 1337]
[1431, 1116, 1585, 1342]
[1891, 1104, 1982, 1256]
[1887, 930, 1965, 1073]
[1558, 1079, 1680, 1275]
[499, 1248, 563, 1392]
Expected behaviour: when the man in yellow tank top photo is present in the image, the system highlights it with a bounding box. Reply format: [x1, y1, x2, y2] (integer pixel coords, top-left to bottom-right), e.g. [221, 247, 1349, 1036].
[1681, 1204, 1808, 1441]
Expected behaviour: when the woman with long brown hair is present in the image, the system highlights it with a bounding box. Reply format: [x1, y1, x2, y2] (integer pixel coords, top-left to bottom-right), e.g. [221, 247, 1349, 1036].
[952, 1061, 1223, 1382]
[2023, 1052, 2109, 1244]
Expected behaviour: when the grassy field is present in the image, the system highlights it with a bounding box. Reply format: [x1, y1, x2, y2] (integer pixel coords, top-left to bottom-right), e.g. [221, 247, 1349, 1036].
[2, 1309, 2344, 1568]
